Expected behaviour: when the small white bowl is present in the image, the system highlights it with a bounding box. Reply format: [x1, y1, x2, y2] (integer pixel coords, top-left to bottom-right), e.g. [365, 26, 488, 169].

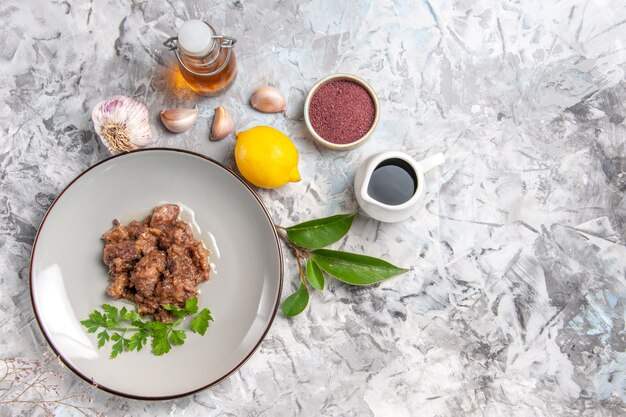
[304, 73, 380, 151]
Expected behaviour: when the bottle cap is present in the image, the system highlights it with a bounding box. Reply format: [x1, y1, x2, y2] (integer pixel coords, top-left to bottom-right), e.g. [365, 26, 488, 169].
[177, 20, 214, 57]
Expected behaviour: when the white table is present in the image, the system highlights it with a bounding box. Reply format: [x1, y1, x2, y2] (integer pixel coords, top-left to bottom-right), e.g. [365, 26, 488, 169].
[1, 0, 624, 415]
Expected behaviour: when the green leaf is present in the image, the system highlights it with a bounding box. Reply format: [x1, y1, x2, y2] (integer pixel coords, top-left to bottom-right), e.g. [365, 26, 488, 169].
[185, 297, 199, 314]
[281, 283, 309, 317]
[81, 310, 106, 333]
[97, 330, 110, 348]
[126, 310, 141, 323]
[152, 329, 171, 356]
[285, 214, 356, 249]
[127, 331, 148, 351]
[190, 309, 213, 336]
[110, 338, 124, 359]
[92, 310, 107, 324]
[169, 329, 186, 345]
[306, 259, 324, 291]
[311, 249, 409, 286]
[83, 299, 214, 358]
[80, 318, 100, 334]
[162, 304, 187, 319]
[148, 320, 167, 333]
[102, 304, 119, 321]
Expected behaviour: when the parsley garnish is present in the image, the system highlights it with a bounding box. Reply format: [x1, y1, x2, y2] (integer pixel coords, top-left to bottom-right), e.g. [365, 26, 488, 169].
[80, 297, 213, 358]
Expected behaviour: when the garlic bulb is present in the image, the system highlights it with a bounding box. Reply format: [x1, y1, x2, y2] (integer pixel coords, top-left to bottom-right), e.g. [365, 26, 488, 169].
[91, 96, 153, 154]
[160, 108, 199, 133]
[250, 85, 286, 113]
[210, 106, 233, 141]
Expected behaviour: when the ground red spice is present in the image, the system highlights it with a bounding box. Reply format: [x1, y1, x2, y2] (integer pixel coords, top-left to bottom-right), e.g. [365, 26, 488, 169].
[308, 80, 375, 145]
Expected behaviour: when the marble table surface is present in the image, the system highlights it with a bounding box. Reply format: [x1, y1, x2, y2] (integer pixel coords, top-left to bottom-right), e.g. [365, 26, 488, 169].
[1, 0, 625, 416]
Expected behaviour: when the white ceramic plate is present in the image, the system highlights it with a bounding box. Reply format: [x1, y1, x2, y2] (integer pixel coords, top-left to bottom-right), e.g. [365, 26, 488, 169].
[30, 148, 283, 399]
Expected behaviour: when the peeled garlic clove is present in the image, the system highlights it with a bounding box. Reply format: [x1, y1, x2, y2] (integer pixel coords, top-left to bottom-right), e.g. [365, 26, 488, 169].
[160, 108, 199, 133]
[250, 85, 286, 113]
[211, 106, 233, 141]
[91, 95, 153, 154]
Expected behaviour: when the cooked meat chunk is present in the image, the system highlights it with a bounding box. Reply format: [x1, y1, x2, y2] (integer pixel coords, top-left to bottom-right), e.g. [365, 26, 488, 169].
[103, 240, 138, 265]
[101, 204, 211, 321]
[131, 250, 166, 297]
[150, 204, 180, 227]
[135, 231, 159, 256]
[106, 272, 130, 299]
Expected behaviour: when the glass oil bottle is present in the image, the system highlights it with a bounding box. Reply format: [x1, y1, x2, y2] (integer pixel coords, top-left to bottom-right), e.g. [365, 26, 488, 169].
[164, 20, 237, 96]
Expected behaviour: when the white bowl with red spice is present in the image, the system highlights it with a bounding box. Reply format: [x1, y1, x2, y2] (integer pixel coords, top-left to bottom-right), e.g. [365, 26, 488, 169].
[304, 73, 380, 150]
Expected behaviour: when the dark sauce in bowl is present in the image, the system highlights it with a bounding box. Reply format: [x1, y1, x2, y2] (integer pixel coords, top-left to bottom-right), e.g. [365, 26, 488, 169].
[367, 158, 417, 206]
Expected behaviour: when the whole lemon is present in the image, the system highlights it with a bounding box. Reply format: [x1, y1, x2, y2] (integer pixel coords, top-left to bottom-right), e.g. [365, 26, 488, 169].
[235, 126, 301, 188]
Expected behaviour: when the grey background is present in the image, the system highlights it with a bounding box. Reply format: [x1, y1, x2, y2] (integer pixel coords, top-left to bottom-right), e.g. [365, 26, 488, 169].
[0, 0, 624, 416]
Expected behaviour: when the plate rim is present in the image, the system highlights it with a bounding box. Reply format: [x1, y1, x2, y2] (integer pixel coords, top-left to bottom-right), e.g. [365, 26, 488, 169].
[29, 147, 284, 400]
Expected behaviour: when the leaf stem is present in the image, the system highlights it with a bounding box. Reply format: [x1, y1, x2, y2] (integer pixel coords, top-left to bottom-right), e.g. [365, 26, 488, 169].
[106, 326, 141, 332]
[295, 253, 307, 289]
[275, 228, 310, 259]
[276, 228, 310, 289]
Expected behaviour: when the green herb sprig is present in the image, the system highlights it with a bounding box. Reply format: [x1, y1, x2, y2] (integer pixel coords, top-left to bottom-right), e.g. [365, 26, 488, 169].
[277, 214, 409, 317]
[80, 297, 213, 358]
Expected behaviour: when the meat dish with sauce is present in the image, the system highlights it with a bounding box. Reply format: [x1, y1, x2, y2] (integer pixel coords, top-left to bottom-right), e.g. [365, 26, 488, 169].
[102, 204, 210, 322]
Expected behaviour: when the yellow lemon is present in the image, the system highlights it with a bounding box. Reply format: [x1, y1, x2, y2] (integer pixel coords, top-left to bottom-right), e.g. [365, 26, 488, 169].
[235, 126, 301, 188]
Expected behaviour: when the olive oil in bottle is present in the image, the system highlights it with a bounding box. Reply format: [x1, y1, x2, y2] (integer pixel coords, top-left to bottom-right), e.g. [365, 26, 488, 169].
[164, 20, 237, 96]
